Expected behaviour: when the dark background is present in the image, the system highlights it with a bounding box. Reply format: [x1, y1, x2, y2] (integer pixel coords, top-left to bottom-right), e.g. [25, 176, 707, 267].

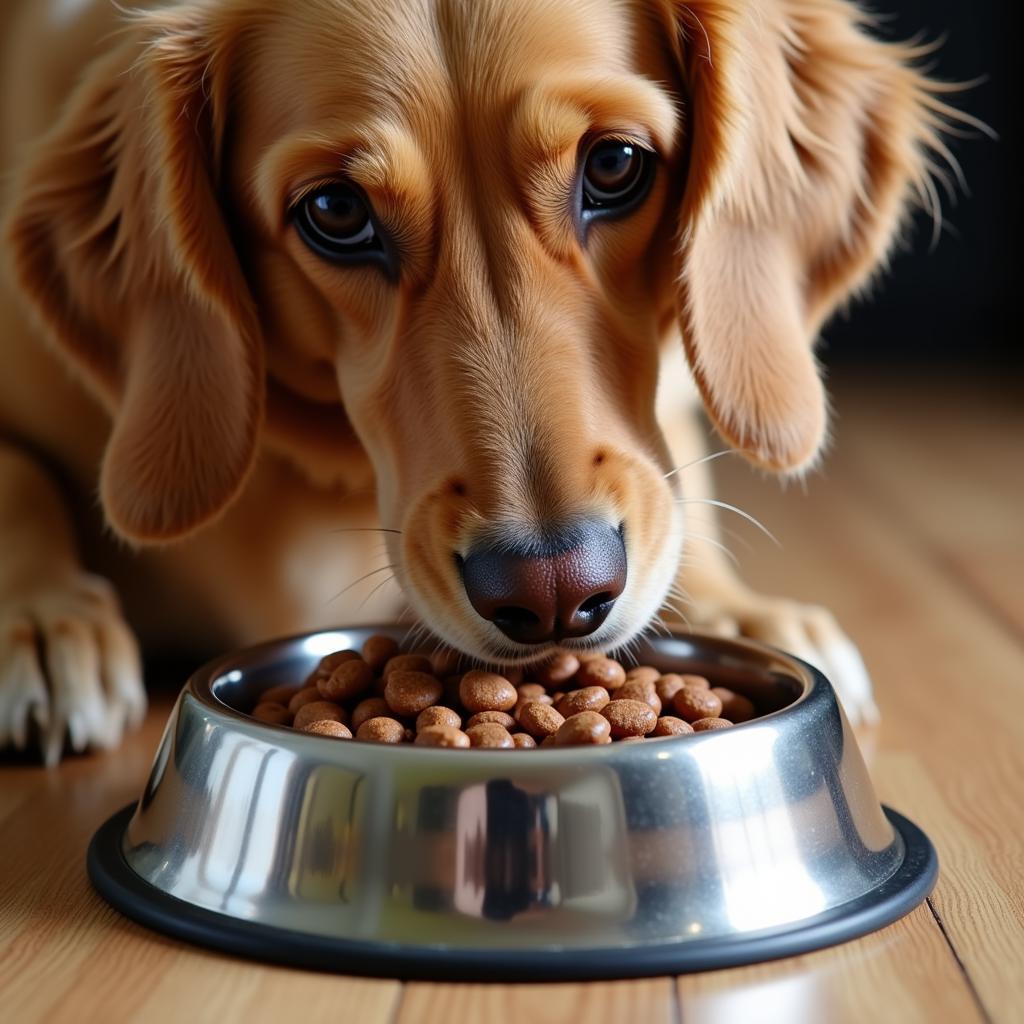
[822, 0, 1017, 370]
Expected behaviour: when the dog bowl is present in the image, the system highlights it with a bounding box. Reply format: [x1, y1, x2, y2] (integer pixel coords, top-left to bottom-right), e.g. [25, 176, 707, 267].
[88, 627, 936, 980]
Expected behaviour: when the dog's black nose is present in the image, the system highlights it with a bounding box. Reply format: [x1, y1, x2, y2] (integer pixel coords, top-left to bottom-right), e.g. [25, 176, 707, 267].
[460, 521, 627, 644]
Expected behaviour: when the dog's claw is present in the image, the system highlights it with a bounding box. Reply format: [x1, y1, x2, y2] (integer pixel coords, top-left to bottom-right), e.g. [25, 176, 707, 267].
[1, 573, 144, 765]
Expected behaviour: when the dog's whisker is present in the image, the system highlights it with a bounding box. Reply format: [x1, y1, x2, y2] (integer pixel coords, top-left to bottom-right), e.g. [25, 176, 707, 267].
[681, 513, 754, 553]
[356, 574, 397, 613]
[327, 527, 403, 536]
[646, 614, 671, 640]
[613, 633, 641, 667]
[327, 564, 397, 606]
[682, 530, 741, 570]
[400, 618, 428, 649]
[662, 449, 734, 480]
[665, 582, 694, 608]
[659, 599, 692, 632]
[676, 498, 780, 547]
[404, 621, 430, 650]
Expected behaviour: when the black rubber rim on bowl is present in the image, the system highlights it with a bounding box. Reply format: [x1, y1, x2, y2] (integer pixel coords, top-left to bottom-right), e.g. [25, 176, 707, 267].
[88, 804, 937, 980]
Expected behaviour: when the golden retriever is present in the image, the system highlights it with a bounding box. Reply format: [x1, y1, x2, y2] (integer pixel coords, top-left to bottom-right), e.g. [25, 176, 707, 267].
[0, 0, 956, 763]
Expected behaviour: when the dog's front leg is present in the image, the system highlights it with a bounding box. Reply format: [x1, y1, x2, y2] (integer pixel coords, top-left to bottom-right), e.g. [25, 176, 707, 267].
[658, 399, 878, 726]
[0, 444, 145, 764]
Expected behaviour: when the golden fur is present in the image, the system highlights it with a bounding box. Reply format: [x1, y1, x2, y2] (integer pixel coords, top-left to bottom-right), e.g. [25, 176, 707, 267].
[0, 0, 956, 762]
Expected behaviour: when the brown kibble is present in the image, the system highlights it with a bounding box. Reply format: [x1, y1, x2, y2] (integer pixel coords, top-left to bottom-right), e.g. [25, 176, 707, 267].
[654, 674, 687, 704]
[415, 725, 471, 748]
[673, 686, 723, 722]
[459, 670, 518, 713]
[317, 657, 374, 702]
[251, 702, 292, 726]
[251, 641, 762, 750]
[356, 716, 406, 743]
[466, 711, 516, 730]
[652, 716, 695, 737]
[293, 701, 347, 731]
[558, 686, 611, 717]
[692, 717, 734, 731]
[625, 666, 660, 687]
[617, 680, 662, 715]
[303, 719, 353, 739]
[576, 656, 626, 691]
[261, 684, 300, 706]
[515, 692, 553, 715]
[466, 722, 515, 748]
[361, 633, 400, 671]
[681, 674, 711, 690]
[517, 683, 548, 701]
[351, 697, 391, 732]
[288, 686, 326, 715]
[306, 650, 361, 687]
[416, 706, 462, 732]
[382, 653, 433, 678]
[385, 670, 443, 716]
[517, 701, 566, 738]
[536, 651, 580, 687]
[602, 699, 658, 738]
[712, 687, 756, 723]
[554, 710, 612, 745]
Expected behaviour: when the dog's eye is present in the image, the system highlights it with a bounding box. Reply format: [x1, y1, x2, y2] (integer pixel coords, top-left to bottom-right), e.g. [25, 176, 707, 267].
[580, 139, 653, 219]
[294, 183, 384, 262]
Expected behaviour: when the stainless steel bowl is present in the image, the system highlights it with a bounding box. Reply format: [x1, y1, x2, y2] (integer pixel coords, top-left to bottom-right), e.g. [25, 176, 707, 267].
[88, 627, 936, 979]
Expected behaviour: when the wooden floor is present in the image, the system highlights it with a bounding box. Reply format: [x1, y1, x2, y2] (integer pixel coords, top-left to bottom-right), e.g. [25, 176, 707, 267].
[1, 374, 1021, 1023]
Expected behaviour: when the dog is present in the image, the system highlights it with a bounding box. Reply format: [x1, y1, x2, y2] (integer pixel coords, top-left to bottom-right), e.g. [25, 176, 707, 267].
[0, 0, 957, 764]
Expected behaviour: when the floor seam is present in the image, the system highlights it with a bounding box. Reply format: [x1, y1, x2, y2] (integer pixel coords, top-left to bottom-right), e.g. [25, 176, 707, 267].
[386, 980, 406, 1024]
[926, 897, 994, 1024]
[670, 976, 683, 1024]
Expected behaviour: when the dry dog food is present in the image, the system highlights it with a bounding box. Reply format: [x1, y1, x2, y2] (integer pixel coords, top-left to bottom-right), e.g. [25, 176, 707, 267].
[246, 635, 764, 748]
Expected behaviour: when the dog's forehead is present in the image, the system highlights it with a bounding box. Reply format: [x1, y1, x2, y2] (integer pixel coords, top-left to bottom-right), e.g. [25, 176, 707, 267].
[245, 0, 642, 136]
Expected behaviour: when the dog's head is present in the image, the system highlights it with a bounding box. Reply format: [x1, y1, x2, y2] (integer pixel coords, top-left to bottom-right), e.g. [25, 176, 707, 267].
[6, 0, 947, 663]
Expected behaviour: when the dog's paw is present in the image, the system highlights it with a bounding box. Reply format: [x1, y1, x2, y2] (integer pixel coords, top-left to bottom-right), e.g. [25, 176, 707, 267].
[0, 573, 146, 765]
[674, 593, 880, 727]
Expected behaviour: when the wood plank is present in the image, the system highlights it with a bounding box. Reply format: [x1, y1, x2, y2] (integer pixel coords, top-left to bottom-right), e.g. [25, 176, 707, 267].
[875, 752, 1024, 1024]
[1, 375, 1019, 1023]
[708, 387, 1024, 1023]
[676, 902, 982, 1024]
[237, 968, 400, 1024]
[123, 954, 399, 1024]
[835, 377, 1024, 637]
[0, 706, 171, 1021]
[0, 697, 400, 1024]
[396, 978, 675, 1024]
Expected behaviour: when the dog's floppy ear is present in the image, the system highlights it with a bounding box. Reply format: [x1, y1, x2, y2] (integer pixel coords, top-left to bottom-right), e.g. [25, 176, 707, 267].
[666, 0, 947, 471]
[5, 7, 262, 542]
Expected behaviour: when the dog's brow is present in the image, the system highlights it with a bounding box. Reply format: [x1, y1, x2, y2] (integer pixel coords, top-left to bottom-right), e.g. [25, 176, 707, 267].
[511, 75, 679, 161]
[250, 123, 432, 235]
